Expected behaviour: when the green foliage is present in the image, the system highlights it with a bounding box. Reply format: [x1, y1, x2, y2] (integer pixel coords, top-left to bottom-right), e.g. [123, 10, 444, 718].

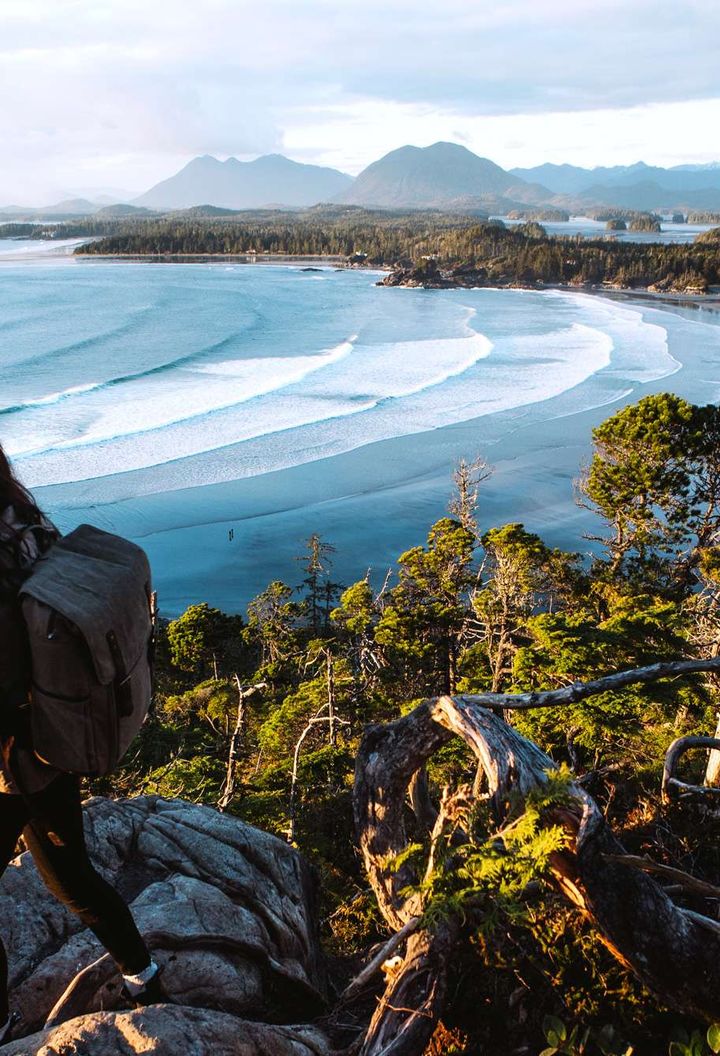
[539, 1016, 634, 1055]
[535, 1018, 720, 1056]
[257, 658, 354, 761]
[376, 517, 477, 693]
[628, 216, 662, 233]
[540, 1013, 590, 1055]
[163, 678, 237, 729]
[668, 1024, 720, 1056]
[408, 768, 574, 933]
[142, 754, 225, 802]
[245, 579, 301, 675]
[331, 579, 376, 637]
[323, 889, 386, 957]
[465, 523, 585, 694]
[582, 394, 720, 587]
[104, 394, 720, 1056]
[166, 602, 243, 677]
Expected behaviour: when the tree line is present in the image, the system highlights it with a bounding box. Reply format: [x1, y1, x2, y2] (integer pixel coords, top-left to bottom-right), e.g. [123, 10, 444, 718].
[70, 213, 720, 292]
[4, 209, 720, 293]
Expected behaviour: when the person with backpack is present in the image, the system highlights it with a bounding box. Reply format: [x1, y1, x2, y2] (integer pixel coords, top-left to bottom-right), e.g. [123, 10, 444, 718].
[0, 446, 161, 1044]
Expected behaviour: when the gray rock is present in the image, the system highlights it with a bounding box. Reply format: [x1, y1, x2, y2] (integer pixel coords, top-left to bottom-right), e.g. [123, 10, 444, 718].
[0, 797, 329, 1053]
[2, 1006, 330, 1056]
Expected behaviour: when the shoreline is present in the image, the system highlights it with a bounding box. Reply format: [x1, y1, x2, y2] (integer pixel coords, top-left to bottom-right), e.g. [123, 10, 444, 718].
[70, 251, 720, 311]
[4, 243, 719, 315]
[543, 282, 720, 314]
[73, 251, 353, 267]
[376, 268, 720, 311]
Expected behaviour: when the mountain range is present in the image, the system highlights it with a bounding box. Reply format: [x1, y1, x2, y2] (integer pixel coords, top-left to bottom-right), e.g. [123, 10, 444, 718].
[510, 161, 720, 196]
[510, 161, 720, 211]
[4, 145, 720, 219]
[133, 154, 353, 210]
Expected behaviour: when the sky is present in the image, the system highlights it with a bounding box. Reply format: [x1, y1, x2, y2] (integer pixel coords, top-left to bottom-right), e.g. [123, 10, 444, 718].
[1, 0, 719, 204]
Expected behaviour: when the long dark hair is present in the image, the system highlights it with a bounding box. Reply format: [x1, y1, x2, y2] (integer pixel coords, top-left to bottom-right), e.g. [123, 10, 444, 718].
[0, 444, 41, 521]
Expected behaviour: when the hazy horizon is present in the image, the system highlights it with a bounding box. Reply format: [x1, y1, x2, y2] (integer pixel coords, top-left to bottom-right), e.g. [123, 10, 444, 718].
[2, 0, 719, 204]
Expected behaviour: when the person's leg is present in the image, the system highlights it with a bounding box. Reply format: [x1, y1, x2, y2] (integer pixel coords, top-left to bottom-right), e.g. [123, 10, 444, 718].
[0, 793, 29, 1030]
[23, 774, 152, 977]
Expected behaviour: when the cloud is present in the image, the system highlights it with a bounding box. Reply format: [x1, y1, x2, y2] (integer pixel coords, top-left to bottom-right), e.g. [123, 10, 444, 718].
[0, 0, 718, 201]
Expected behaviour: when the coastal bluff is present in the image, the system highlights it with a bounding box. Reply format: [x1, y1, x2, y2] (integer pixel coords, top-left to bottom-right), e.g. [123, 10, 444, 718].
[0, 797, 330, 1055]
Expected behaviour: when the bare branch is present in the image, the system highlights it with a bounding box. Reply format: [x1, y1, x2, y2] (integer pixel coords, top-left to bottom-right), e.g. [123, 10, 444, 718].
[662, 735, 720, 802]
[338, 917, 421, 1005]
[603, 854, 720, 901]
[218, 679, 267, 812]
[450, 656, 720, 711]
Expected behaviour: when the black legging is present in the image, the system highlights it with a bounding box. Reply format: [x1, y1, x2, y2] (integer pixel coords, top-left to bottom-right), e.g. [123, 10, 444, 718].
[0, 773, 150, 1023]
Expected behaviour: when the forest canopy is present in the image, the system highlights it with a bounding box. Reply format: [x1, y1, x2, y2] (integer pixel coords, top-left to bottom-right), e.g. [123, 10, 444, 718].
[102, 393, 720, 1055]
[67, 211, 720, 292]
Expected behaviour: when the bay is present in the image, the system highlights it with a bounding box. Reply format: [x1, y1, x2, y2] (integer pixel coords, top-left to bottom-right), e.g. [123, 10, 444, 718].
[1, 256, 719, 613]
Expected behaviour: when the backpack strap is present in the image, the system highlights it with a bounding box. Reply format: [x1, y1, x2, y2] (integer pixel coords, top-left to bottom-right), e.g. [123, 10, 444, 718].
[0, 513, 58, 597]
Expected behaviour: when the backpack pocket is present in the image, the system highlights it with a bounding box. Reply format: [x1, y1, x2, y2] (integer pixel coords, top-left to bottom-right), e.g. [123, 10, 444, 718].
[30, 685, 94, 773]
[24, 604, 100, 773]
[24, 606, 92, 700]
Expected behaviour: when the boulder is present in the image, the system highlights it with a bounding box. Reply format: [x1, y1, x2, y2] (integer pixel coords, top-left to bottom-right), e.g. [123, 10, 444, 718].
[0, 796, 329, 1054]
[2, 1007, 330, 1056]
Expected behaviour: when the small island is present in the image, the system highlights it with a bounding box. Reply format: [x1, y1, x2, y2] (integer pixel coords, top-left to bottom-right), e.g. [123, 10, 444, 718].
[507, 208, 570, 222]
[628, 215, 662, 233]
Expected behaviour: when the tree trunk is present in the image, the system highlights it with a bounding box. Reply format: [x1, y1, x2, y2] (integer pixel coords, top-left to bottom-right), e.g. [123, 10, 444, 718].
[327, 651, 337, 748]
[218, 680, 265, 813]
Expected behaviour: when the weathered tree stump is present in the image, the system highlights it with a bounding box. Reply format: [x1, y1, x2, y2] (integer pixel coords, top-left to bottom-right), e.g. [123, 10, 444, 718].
[352, 667, 720, 1054]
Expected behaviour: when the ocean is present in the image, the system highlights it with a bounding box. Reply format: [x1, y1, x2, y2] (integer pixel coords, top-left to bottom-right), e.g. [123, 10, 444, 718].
[2, 254, 719, 614]
[498, 216, 714, 243]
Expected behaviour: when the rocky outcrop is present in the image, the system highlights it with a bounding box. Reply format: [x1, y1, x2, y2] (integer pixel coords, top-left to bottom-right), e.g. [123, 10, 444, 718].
[378, 259, 512, 290]
[2, 1008, 330, 1056]
[0, 796, 329, 1054]
[378, 259, 460, 289]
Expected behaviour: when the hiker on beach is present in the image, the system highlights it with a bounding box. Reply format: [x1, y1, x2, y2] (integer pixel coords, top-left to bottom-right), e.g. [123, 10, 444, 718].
[0, 446, 161, 1044]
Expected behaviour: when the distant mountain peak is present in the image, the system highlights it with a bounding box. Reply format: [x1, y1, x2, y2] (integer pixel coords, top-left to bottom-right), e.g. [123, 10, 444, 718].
[335, 141, 546, 210]
[134, 153, 354, 210]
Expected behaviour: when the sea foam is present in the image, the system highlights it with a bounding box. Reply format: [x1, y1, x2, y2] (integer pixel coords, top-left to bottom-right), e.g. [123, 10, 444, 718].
[2, 276, 692, 496]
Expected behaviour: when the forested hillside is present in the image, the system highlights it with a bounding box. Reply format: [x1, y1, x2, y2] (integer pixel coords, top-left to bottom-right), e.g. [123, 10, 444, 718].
[71, 213, 720, 292]
[98, 394, 720, 1055]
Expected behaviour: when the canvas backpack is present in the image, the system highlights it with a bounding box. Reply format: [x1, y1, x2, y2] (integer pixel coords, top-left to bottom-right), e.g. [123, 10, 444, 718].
[18, 524, 156, 777]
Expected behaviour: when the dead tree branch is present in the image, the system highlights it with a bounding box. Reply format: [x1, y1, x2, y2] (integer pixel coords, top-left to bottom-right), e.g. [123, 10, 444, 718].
[662, 735, 720, 802]
[452, 656, 720, 711]
[603, 854, 720, 901]
[218, 679, 266, 812]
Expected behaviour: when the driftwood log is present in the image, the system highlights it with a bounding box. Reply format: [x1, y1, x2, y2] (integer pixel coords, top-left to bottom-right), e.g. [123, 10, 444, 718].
[352, 657, 720, 1055]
